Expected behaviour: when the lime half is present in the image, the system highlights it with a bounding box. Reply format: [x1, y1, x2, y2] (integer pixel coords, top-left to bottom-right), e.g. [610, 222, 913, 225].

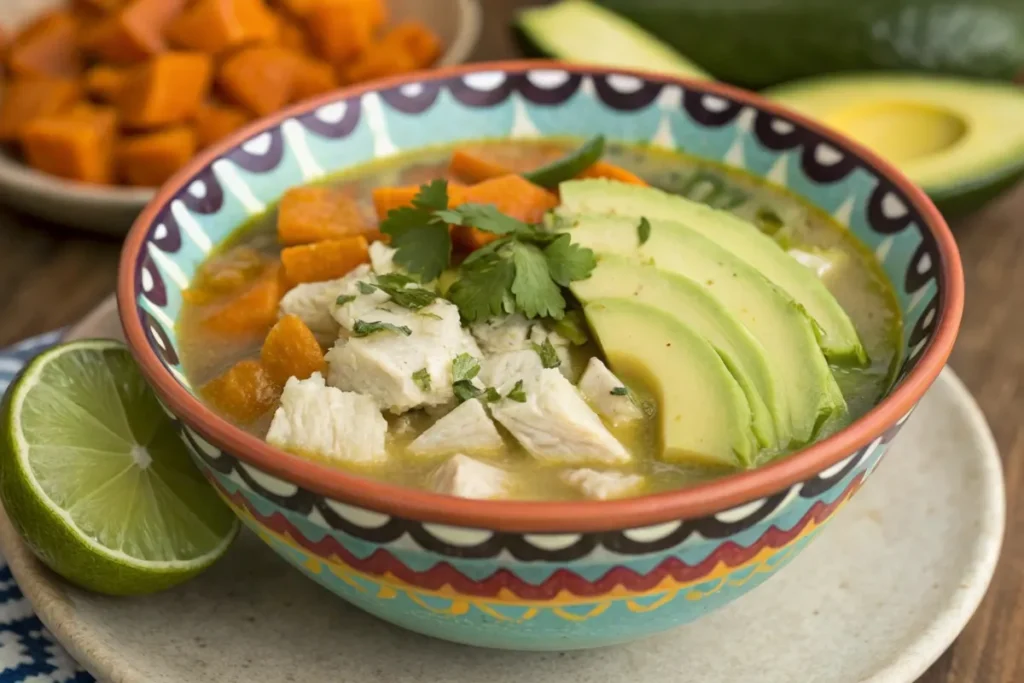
[0, 339, 239, 595]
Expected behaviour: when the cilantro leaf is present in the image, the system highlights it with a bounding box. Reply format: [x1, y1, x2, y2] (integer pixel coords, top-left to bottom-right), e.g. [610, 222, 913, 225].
[544, 234, 596, 286]
[483, 387, 502, 402]
[552, 310, 589, 346]
[447, 253, 516, 322]
[506, 380, 527, 402]
[412, 368, 431, 391]
[411, 179, 450, 212]
[375, 273, 418, 287]
[610, 386, 628, 396]
[386, 219, 451, 283]
[460, 236, 512, 268]
[451, 353, 481, 382]
[357, 281, 376, 295]
[352, 320, 412, 337]
[511, 242, 565, 319]
[335, 294, 357, 306]
[453, 381, 482, 403]
[638, 217, 651, 245]
[376, 284, 438, 310]
[444, 203, 529, 236]
[532, 339, 561, 369]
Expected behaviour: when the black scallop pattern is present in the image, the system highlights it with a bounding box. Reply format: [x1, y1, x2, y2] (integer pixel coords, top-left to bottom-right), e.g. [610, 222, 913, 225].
[225, 128, 285, 172]
[140, 308, 178, 366]
[449, 73, 516, 107]
[866, 180, 916, 235]
[513, 72, 585, 106]
[176, 165, 224, 214]
[683, 90, 743, 127]
[380, 80, 443, 114]
[799, 139, 858, 184]
[905, 235, 941, 294]
[753, 111, 812, 151]
[798, 445, 869, 498]
[592, 74, 662, 110]
[298, 99, 362, 138]
[136, 253, 166, 307]
[147, 207, 182, 254]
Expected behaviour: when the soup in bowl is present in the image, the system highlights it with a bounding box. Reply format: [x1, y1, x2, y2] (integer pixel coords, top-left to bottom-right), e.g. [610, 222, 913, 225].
[118, 62, 962, 650]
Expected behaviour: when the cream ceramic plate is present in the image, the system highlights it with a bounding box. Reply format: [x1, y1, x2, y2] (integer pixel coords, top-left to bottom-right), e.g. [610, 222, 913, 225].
[0, 298, 1004, 683]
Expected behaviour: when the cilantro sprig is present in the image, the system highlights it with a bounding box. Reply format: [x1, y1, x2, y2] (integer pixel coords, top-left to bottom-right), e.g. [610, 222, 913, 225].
[532, 338, 561, 369]
[380, 181, 596, 323]
[352, 320, 412, 337]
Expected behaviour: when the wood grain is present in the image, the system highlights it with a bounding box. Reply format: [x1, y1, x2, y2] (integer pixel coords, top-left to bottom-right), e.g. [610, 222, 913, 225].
[0, 2, 1018, 680]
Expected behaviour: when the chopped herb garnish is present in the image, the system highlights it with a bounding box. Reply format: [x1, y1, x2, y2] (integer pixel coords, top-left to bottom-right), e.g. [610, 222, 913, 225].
[357, 281, 376, 295]
[610, 386, 629, 396]
[418, 311, 442, 320]
[532, 338, 561, 369]
[375, 273, 418, 288]
[377, 284, 437, 310]
[412, 368, 431, 391]
[552, 311, 589, 346]
[378, 179, 453, 282]
[506, 380, 527, 403]
[483, 387, 502, 402]
[453, 381, 482, 403]
[451, 353, 481, 382]
[352, 320, 412, 337]
[335, 294, 357, 306]
[544, 234, 596, 286]
[637, 217, 651, 245]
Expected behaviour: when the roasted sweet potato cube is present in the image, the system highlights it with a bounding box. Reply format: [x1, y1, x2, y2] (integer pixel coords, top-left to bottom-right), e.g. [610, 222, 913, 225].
[0, 78, 82, 141]
[7, 11, 83, 79]
[371, 184, 466, 221]
[261, 314, 326, 385]
[166, 0, 280, 54]
[84, 64, 129, 102]
[305, 3, 373, 65]
[275, 15, 311, 53]
[281, 236, 369, 285]
[452, 175, 559, 250]
[201, 262, 283, 336]
[291, 55, 337, 101]
[449, 149, 512, 183]
[116, 126, 197, 186]
[202, 359, 280, 422]
[184, 245, 269, 304]
[218, 45, 297, 116]
[340, 42, 416, 84]
[277, 185, 368, 244]
[80, 0, 187, 64]
[119, 52, 212, 128]
[194, 101, 252, 149]
[278, 0, 386, 27]
[21, 105, 117, 184]
[380, 21, 441, 68]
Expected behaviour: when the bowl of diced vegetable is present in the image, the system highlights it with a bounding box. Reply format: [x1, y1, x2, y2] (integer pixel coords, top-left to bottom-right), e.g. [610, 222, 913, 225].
[115, 61, 962, 650]
[0, 0, 480, 233]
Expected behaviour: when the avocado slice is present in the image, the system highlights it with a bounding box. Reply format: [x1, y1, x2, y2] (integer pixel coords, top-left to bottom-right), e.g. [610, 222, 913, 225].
[514, 0, 711, 80]
[571, 256, 780, 450]
[570, 213, 846, 448]
[584, 298, 754, 467]
[559, 180, 867, 365]
[768, 74, 1024, 216]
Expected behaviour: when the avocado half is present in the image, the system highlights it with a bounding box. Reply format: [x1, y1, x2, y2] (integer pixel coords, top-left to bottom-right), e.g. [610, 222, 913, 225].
[767, 74, 1024, 216]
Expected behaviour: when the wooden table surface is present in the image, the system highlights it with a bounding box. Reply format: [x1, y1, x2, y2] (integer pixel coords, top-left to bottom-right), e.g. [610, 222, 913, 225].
[0, 1, 1019, 680]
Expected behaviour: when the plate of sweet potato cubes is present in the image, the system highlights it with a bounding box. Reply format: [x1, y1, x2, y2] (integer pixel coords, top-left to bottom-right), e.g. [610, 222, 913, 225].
[0, 0, 480, 232]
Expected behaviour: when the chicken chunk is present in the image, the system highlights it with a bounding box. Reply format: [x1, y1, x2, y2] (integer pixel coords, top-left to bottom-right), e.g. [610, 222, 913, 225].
[485, 353, 630, 465]
[407, 399, 505, 457]
[326, 298, 482, 414]
[430, 454, 511, 500]
[368, 240, 397, 275]
[561, 468, 644, 500]
[278, 264, 374, 344]
[577, 357, 644, 425]
[471, 314, 576, 379]
[266, 373, 387, 465]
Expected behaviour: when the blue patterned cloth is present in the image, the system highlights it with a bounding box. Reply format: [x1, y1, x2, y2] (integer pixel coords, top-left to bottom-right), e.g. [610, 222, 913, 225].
[0, 331, 94, 683]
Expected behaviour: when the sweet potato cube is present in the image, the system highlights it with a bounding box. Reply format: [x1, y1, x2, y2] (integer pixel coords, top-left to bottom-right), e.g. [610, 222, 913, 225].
[305, 3, 373, 65]
[202, 359, 281, 422]
[119, 52, 212, 128]
[184, 246, 269, 304]
[201, 262, 283, 336]
[340, 43, 416, 84]
[7, 11, 83, 79]
[165, 0, 280, 54]
[21, 105, 117, 184]
[0, 78, 81, 141]
[261, 314, 326, 385]
[380, 21, 441, 68]
[452, 175, 559, 250]
[116, 126, 197, 186]
[371, 184, 467, 221]
[80, 0, 188, 64]
[84, 64, 129, 103]
[218, 45, 297, 116]
[194, 101, 252, 149]
[291, 55, 337, 101]
[279, 0, 386, 26]
[449, 149, 513, 183]
[281, 236, 369, 284]
[277, 185, 368, 244]
[73, 0, 127, 13]
[276, 16, 311, 53]
[577, 160, 647, 185]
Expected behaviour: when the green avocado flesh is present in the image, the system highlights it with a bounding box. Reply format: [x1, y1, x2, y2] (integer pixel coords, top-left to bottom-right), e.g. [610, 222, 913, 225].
[569, 213, 847, 450]
[571, 256, 779, 451]
[514, 0, 710, 79]
[584, 299, 755, 467]
[767, 74, 1024, 216]
[560, 180, 866, 365]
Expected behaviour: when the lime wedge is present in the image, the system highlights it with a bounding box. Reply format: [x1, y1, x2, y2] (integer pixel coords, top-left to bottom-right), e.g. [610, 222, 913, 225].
[0, 339, 238, 595]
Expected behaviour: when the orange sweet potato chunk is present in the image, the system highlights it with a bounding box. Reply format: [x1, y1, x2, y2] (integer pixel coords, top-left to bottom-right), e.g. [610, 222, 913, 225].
[116, 126, 197, 186]
[202, 359, 281, 423]
[0, 78, 82, 141]
[279, 0, 386, 27]
[165, 0, 280, 54]
[80, 0, 188, 64]
[201, 262, 284, 336]
[371, 184, 467, 221]
[119, 51, 212, 128]
[218, 45, 297, 116]
[21, 103, 117, 184]
[261, 314, 326, 385]
[281, 236, 369, 284]
[194, 101, 252, 149]
[379, 21, 441, 68]
[184, 245, 269, 304]
[275, 15, 311, 53]
[341, 42, 415, 84]
[84, 65, 129, 103]
[577, 160, 648, 186]
[449, 149, 513, 184]
[7, 11, 83, 78]
[305, 2, 373, 65]
[291, 55, 337, 101]
[278, 185, 368, 245]
[453, 175, 559, 250]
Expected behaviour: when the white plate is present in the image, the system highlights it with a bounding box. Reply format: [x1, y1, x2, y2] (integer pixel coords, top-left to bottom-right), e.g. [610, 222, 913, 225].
[0, 297, 1005, 683]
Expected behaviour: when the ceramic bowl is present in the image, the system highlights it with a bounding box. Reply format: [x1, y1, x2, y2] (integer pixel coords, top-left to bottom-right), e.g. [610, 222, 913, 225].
[0, 0, 481, 235]
[117, 62, 963, 650]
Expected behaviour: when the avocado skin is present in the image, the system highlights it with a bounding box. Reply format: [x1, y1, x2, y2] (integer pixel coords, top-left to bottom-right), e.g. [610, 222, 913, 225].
[595, 0, 1024, 89]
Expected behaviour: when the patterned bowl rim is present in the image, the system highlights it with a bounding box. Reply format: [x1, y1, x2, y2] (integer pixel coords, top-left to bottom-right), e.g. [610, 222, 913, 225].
[116, 60, 964, 533]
